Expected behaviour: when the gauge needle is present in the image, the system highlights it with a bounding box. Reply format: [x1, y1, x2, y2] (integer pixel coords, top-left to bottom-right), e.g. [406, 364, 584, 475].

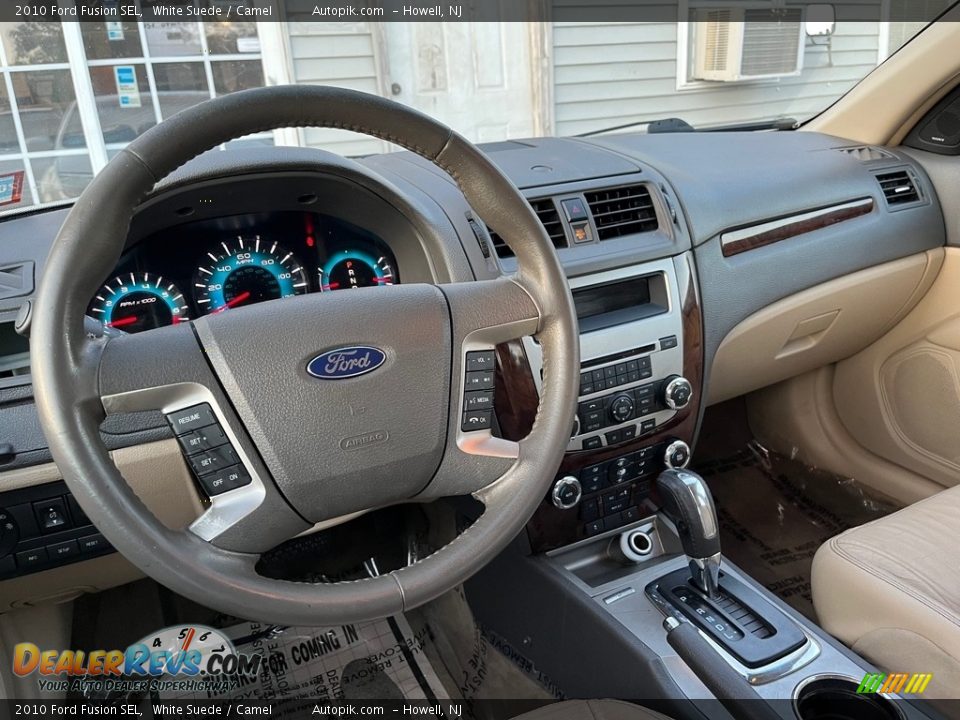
[107, 316, 138, 328]
[213, 290, 252, 313]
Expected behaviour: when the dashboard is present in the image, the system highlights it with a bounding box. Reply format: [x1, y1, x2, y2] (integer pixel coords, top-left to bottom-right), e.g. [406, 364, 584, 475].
[86, 210, 400, 333]
[0, 130, 949, 601]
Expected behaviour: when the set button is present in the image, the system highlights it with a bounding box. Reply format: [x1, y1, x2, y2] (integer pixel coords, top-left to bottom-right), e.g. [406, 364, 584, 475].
[166, 403, 251, 499]
[177, 424, 229, 456]
[188, 445, 240, 477]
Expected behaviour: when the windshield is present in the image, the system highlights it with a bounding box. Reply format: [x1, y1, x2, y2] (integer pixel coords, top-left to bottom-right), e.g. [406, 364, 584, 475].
[0, 8, 942, 215]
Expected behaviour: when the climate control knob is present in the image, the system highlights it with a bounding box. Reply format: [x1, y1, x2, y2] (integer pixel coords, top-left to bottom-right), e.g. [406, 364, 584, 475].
[661, 375, 693, 410]
[608, 393, 636, 424]
[551, 476, 582, 510]
[663, 439, 692, 469]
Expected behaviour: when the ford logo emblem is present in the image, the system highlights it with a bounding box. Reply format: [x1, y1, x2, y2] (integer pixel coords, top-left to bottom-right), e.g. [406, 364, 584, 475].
[307, 346, 386, 380]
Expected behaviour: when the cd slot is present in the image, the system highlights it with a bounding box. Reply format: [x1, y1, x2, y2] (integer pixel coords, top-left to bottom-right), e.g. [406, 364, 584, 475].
[582, 344, 657, 370]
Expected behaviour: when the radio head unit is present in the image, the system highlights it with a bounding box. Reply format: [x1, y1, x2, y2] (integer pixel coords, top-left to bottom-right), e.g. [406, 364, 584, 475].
[524, 259, 690, 452]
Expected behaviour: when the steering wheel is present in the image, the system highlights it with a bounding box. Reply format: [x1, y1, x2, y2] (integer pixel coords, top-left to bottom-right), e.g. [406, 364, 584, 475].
[30, 86, 579, 626]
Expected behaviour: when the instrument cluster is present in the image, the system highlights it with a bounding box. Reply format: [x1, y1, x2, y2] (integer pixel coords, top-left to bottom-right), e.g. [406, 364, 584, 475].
[87, 211, 399, 333]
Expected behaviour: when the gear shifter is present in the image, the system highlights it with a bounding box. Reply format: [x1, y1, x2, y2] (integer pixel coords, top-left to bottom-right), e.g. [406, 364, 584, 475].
[657, 468, 722, 599]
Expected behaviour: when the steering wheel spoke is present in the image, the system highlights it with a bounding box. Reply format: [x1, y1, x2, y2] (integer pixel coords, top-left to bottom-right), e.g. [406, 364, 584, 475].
[97, 324, 311, 554]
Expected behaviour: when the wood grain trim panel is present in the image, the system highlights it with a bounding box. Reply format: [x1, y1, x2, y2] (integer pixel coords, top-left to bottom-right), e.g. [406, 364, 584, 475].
[721, 198, 875, 257]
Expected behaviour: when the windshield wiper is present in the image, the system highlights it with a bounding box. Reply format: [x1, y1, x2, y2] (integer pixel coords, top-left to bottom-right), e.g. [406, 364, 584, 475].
[575, 116, 798, 137]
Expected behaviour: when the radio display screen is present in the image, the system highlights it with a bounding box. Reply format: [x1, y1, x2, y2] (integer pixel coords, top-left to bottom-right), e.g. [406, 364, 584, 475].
[573, 277, 651, 320]
[572, 276, 664, 332]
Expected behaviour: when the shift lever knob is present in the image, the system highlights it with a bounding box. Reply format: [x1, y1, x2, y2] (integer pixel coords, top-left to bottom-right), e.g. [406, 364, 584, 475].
[657, 468, 722, 599]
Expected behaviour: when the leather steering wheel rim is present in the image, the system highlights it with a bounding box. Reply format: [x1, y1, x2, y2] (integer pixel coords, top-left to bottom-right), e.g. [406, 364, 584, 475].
[30, 86, 579, 625]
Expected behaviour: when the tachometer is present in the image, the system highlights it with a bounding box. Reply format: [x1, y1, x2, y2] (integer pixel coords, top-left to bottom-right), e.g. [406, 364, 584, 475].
[318, 249, 396, 292]
[88, 273, 190, 333]
[194, 237, 309, 314]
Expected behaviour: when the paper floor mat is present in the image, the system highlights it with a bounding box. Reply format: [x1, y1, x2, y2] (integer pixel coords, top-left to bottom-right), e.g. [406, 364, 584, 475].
[154, 615, 448, 708]
[697, 446, 900, 621]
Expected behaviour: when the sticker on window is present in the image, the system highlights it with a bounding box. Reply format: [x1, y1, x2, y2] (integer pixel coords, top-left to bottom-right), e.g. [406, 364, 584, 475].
[0, 171, 24, 207]
[114, 66, 142, 108]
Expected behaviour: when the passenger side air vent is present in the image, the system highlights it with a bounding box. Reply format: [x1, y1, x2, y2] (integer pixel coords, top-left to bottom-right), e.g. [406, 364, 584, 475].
[489, 198, 566, 258]
[584, 185, 659, 240]
[838, 146, 894, 162]
[876, 169, 921, 206]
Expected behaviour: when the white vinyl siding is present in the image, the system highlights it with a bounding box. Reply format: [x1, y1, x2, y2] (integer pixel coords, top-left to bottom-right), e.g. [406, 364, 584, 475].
[286, 22, 387, 156]
[552, 20, 882, 136]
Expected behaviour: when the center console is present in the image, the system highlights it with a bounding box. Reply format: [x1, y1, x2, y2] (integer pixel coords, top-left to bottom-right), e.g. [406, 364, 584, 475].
[496, 255, 703, 553]
[479, 252, 932, 718]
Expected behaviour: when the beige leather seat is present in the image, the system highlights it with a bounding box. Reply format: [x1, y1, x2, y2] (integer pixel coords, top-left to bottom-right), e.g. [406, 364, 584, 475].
[813, 484, 960, 699]
[512, 700, 673, 720]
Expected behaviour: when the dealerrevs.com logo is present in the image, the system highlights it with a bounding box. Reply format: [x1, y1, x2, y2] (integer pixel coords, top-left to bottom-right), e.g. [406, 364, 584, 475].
[13, 625, 261, 694]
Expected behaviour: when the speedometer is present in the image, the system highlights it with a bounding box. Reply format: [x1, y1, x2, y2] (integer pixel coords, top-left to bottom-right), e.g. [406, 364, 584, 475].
[193, 237, 309, 314]
[88, 273, 190, 333]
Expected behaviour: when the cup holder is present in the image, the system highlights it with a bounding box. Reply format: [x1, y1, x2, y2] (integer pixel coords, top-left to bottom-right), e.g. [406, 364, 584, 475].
[794, 675, 904, 720]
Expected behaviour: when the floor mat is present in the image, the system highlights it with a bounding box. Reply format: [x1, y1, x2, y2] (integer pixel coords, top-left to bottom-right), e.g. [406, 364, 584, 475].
[697, 443, 901, 621]
[147, 615, 448, 711]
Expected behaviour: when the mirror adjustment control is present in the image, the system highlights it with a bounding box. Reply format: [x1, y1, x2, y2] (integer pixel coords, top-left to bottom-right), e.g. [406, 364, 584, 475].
[552, 476, 582, 510]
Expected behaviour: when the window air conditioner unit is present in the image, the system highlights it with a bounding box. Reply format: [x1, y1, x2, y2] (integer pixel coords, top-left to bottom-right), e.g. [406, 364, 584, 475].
[690, 8, 805, 82]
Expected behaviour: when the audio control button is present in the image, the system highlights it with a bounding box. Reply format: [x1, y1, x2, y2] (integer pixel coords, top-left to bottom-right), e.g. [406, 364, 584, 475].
[608, 394, 636, 424]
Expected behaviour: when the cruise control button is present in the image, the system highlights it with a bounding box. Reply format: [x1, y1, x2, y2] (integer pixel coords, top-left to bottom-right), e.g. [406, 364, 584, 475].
[464, 371, 495, 391]
[166, 404, 217, 435]
[466, 351, 496, 372]
[462, 411, 492, 431]
[200, 465, 252, 496]
[177, 424, 229, 456]
[189, 445, 240, 477]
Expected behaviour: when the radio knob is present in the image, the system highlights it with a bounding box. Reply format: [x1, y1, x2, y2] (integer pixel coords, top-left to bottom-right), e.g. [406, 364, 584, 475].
[551, 476, 582, 510]
[663, 439, 692, 469]
[608, 393, 636, 424]
[661, 375, 693, 410]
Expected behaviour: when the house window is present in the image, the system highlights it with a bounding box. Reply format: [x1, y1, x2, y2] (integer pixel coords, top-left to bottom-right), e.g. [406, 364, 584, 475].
[0, 17, 270, 210]
[678, 4, 805, 88]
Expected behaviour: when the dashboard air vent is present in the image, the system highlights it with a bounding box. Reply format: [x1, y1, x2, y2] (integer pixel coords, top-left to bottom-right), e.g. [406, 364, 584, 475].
[490, 198, 566, 258]
[876, 170, 920, 206]
[584, 185, 658, 240]
[838, 146, 894, 162]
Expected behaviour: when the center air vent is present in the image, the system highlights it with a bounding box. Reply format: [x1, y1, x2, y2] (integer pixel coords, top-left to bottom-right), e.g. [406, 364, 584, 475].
[490, 198, 566, 258]
[585, 185, 658, 240]
[876, 169, 920, 206]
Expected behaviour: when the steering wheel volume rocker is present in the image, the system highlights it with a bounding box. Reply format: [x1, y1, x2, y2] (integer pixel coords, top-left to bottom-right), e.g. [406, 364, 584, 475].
[461, 350, 496, 432]
[166, 403, 253, 497]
